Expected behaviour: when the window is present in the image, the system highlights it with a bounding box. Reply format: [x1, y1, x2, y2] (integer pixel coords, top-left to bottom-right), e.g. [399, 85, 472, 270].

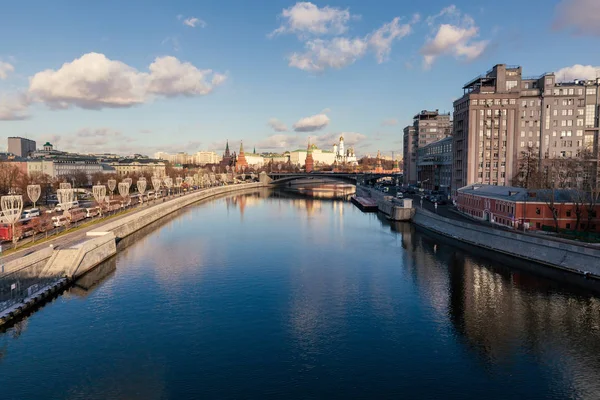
[521, 100, 527, 107]
[536, 208, 541, 215]
[577, 119, 584, 126]
[553, 109, 558, 116]
[562, 109, 567, 116]
[578, 108, 585, 116]
[587, 87, 597, 95]
[472, 100, 478, 105]
[586, 105, 596, 127]
[567, 120, 573, 127]
[578, 88, 583, 95]
[520, 141, 525, 147]
[568, 88, 574, 95]
[577, 130, 583, 136]
[568, 109, 573, 116]
[561, 120, 567, 127]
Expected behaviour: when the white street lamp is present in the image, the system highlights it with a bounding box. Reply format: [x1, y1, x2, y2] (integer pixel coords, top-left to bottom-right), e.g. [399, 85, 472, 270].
[137, 177, 147, 204]
[92, 183, 106, 216]
[1, 194, 23, 245]
[107, 179, 117, 198]
[27, 185, 41, 208]
[151, 176, 162, 199]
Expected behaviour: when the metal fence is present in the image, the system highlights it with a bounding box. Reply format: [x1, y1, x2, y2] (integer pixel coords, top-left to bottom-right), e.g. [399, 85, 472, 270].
[0, 264, 64, 314]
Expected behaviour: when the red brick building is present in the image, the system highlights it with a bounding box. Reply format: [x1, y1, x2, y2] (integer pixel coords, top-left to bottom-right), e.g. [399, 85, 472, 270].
[304, 141, 314, 173]
[456, 185, 600, 232]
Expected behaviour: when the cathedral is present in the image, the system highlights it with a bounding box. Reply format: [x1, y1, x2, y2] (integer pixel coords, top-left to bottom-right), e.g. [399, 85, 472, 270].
[333, 135, 358, 166]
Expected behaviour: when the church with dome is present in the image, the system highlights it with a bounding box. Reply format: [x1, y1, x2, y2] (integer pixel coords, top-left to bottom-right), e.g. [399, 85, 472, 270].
[333, 135, 358, 166]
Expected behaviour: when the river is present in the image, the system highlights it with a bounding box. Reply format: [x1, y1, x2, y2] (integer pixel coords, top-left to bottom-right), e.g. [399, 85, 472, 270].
[1, 184, 599, 399]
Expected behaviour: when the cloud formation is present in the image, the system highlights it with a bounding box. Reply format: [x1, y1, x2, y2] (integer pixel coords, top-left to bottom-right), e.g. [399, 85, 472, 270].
[381, 118, 398, 126]
[553, 0, 600, 36]
[313, 131, 367, 148]
[421, 6, 488, 69]
[183, 17, 207, 28]
[293, 113, 330, 132]
[269, 2, 355, 38]
[555, 64, 600, 82]
[0, 93, 30, 120]
[256, 134, 302, 150]
[268, 118, 289, 132]
[0, 61, 14, 80]
[28, 52, 226, 110]
[273, 3, 415, 72]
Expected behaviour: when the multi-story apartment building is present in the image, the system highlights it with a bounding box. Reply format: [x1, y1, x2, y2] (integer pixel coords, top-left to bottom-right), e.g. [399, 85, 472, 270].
[403, 110, 452, 185]
[7, 137, 36, 158]
[194, 151, 221, 165]
[417, 136, 453, 194]
[403, 126, 416, 184]
[453, 64, 600, 194]
[109, 159, 166, 177]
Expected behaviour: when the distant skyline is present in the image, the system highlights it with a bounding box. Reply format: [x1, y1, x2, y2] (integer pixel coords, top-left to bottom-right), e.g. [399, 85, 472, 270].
[1, 0, 599, 157]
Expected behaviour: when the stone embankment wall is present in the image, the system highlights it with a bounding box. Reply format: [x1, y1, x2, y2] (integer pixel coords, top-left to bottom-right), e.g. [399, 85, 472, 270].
[412, 208, 600, 277]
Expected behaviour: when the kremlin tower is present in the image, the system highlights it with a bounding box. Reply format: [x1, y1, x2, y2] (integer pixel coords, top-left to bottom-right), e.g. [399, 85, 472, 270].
[375, 150, 384, 173]
[305, 140, 314, 173]
[236, 141, 248, 172]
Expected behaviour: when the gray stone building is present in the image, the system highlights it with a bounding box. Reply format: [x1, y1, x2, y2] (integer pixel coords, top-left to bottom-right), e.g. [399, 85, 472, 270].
[403, 110, 451, 185]
[453, 64, 600, 194]
[7, 137, 36, 158]
[417, 136, 452, 194]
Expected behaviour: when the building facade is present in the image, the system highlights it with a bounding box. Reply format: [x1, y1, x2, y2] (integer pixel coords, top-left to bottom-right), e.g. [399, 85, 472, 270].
[194, 151, 221, 165]
[403, 110, 452, 185]
[290, 146, 335, 167]
[453, 64, 600, 195]
[456, 184, 600, 232]
[109, 159, 166, 177]
[417, 136, 453, 193]
[7, 137, 36, 158]
[333, 135, 358, 166]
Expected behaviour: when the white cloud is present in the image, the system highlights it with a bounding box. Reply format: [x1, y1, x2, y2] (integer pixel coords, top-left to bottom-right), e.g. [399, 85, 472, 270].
[286, 16, 415, 72]
[293, 113, 330, 132]
[0, 92, 30, 120]
[256, 134, 301, 149]
[269, 2, 355, 38]
[555, 64, 600, 82]
[369, 17, 414, 63]
[381, 118, 398, 126]
[421, 7, 488, 69]
[183, 17, 207, 28]
[289, 37, 368, 72]
[268, 118, 289, 132]
[553, 0, 600, 36]
[321, 107, 331, 114]
[28, 52, 226, 110]
[0, 61, 14, 80]
[313, 131, 367, 148]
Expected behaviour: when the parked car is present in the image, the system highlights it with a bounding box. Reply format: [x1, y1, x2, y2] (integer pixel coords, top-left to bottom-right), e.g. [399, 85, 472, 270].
[52, 215, 68, 227]
[396, 192, 404, 199]
[23, 208, 41, 218]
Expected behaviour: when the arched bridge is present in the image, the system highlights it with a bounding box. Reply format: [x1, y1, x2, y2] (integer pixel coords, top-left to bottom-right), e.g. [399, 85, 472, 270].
[267, 172, 401, 185]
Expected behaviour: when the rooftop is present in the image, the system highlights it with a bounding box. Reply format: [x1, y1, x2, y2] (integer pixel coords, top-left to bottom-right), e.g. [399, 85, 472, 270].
[457, 184, 581, 202]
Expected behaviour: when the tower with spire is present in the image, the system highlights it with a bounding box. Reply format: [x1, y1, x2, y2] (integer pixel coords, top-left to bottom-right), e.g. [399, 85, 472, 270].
[375, 150, 384, 173]
[305, 139, 315, 173]
[236, 141, 248, 172]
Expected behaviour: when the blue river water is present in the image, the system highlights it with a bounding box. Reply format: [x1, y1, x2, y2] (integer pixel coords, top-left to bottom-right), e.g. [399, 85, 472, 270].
[1, 185, 600, 399]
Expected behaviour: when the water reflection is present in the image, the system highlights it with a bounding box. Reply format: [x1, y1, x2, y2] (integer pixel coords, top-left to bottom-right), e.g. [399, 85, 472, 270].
[1, 184, 600, 398]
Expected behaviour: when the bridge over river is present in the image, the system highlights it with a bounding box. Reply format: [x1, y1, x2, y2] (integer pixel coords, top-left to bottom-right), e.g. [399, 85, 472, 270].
[267, 172, 402, 185]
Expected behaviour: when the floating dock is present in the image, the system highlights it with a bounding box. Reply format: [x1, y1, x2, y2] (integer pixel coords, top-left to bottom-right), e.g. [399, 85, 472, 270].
[351, 196, 378, 212]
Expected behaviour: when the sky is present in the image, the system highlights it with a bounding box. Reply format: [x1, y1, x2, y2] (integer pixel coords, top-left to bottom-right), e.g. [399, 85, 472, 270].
[1, 0, 599, 158]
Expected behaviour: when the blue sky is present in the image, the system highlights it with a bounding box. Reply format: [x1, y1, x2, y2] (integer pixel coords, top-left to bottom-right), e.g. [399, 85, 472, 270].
[1, 0, 599, 158]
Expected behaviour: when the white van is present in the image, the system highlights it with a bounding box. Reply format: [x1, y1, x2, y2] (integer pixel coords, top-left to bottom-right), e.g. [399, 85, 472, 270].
[52, 215, 68, 227]
[86, 207, 100, 218]
[23, 208, 41, 218]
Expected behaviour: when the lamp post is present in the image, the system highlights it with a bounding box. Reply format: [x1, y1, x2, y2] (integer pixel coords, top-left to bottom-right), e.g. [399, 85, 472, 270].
[118, 182, 130, 207]
[27, 185, 41, 209]
[107, 179, 116, 198]
[137, 177, 147, 205]
[92, 183, 107, 216]
[1, 193, 23, 245]
[152, 176, 162, 200]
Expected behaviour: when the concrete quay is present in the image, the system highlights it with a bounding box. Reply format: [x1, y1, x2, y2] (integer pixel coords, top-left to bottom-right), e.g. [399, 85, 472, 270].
[357, 186, 415, 221]
[412, 207, 600, 278]
[0, 183, 267, 327]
